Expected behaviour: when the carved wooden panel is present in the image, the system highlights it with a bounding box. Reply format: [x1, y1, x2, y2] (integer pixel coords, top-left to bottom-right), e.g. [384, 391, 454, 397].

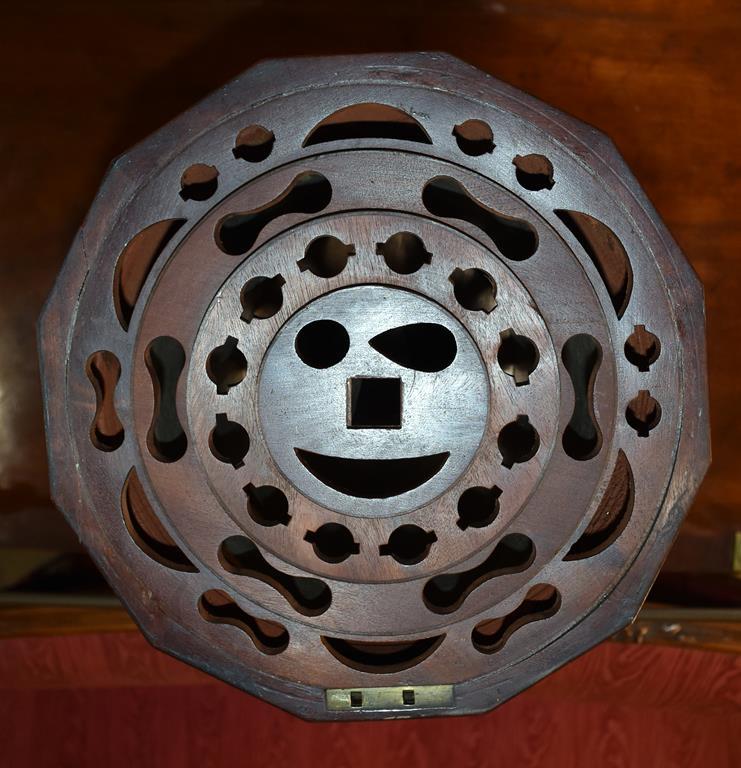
[39, 53, 709, 719]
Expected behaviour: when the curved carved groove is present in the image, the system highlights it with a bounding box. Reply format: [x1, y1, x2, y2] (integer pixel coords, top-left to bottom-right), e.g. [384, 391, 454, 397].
[423, 176, 538, 261]
[199, 590, 288, 655]
[215, 171, 332, 256]
[113, 219, 186, 330]
[304, 103, 432, 147]
[121, 468, 197, 571]
[472, 584, 561, 654]
[321, 634, 444, 674]
[565, 450, 634, 560]
[562, 334, 603, 461]
[555, 210, 633, 318]
[145, 336, 187, 463]
[86, 351, 124, 452]
[219, 535, 331, 616]
[423, 533, 535, 615]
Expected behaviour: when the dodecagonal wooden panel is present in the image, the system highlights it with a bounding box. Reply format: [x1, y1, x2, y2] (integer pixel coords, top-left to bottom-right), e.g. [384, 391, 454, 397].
[39, 53, 709, 720]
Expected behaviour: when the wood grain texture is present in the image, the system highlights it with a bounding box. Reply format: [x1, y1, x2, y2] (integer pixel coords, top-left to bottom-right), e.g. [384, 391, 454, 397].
[0, 632, 739, 767]
[0, 0, 736, 579]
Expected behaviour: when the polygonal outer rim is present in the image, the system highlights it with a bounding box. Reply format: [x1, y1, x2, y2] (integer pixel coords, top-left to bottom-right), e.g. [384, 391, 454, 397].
[39, 52, 710, 720]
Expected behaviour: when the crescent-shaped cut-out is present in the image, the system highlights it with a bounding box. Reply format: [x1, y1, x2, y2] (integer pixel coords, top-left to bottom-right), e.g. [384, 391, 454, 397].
[321, 634, 444, 673]
[565, 450, 635, 560]
[555, 209, 633, 318]
[113, 218, 186, 330]
[121, 468, 197, 572]
[369, 323, 457, 372]
[295, 449, 450, 499]
[304, 103, 432, 147]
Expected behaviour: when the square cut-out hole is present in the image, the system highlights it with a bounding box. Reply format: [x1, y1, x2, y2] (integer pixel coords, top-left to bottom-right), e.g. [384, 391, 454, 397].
[348, 377, 402, 429]
[350, 690, 363, 707]
[402, 689, 416, 706]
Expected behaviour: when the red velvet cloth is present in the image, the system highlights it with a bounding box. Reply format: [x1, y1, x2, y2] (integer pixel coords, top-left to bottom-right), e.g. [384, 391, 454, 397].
[1, 632, 739, 767]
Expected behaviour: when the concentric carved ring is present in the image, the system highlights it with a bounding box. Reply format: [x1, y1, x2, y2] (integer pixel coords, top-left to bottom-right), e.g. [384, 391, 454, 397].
[40, 53, 709, 720]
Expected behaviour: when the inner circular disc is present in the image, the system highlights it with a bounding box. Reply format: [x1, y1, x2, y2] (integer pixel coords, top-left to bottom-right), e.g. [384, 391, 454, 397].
[258, 285, 490, 517]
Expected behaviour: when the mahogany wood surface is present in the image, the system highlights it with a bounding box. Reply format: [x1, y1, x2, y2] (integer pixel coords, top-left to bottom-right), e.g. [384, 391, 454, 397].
[1, 0, 738, 571]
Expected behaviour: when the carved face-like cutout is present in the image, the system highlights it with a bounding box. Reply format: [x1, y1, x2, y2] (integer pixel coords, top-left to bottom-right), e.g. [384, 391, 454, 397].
[258, 285, 489, 517]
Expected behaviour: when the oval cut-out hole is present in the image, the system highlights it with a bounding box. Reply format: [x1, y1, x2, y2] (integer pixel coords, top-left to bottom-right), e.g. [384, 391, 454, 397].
[625, 325, 661, 371]
[86, 350, 124, 451]
[295, 319, 350, 369]
[244, 483, 290, 527]
[379, 525, 437, 565]
[555, 209, 633, 318]
[322, 635, 443, 674]
[423, 533, 535, 614]
[565, 450, 634, 560]
[295, 449, 449, 499]
[216, 171, 332, 256]
[513, 154, 555, 191]
[180, 163, 218, 201]
[626, 390, 662, 437]
[472, 584, 561, 654]
[297, 236, 354, 278]
[562, 334, 603, 461]
[240, 274, 285, 323]
[376, 232, 432, 274]
[199, 590, 288, 655]
[457, 485, 501, 530]
[305, 523, 359, 563]
[424, 176, 538, 261]
[304, 103, 431, 146]
[206, 336, 247, 395]
[233, 125, 275, 162]
[122, 468, 196, 572]
[498, 415, 539, 469]
[219, 535, 330, 616]
[452, 119, 494, 155]
[113, 219, 185, 331]
[497, 329, 539, 386]
[145, 336, 187, 463]
[209, 414, 250, 468]
[449, 267, 497, 313]
[369, 323, 457, 372]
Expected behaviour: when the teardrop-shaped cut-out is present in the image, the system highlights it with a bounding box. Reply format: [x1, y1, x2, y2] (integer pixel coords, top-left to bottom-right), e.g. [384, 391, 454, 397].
[369, 323, 457, 372]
